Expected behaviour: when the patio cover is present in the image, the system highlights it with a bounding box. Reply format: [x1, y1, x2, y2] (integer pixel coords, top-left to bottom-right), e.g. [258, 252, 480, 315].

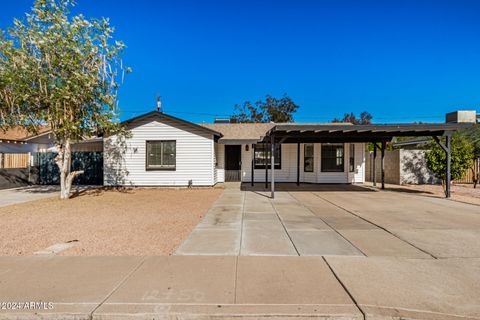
[261, 123, 471, 143]
[258, 122, 473, 199]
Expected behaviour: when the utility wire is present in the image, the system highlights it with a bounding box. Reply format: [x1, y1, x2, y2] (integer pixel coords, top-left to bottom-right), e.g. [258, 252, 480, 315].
[119, 108, 445, 121]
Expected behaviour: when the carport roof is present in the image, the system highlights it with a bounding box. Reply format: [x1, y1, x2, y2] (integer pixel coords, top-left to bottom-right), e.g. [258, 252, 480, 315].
[262, 123, 473, 143]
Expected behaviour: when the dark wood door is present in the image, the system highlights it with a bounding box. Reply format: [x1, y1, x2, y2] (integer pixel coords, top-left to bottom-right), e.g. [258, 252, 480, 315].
[225, 145, 241, 181]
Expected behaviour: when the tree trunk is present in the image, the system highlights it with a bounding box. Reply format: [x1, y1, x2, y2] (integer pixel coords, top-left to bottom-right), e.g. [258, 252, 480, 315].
[55, 139, 84, 199]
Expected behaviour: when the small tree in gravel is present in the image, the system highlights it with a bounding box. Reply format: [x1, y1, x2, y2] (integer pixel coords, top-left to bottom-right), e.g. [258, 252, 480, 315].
[0, 0, 129, 199]
[426, 134, 474, 194]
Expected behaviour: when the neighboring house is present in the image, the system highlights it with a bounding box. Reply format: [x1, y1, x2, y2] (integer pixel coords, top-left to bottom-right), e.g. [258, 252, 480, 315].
[104, 111, 366, 186]
[23, 130, 103, 153]
[1, 126, 103, 188]
[0, 127, 51, 189]
[0, 126, 52, 153]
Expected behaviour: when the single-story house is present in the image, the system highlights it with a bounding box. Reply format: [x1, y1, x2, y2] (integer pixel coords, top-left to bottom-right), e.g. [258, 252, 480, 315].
[103, 110, 470, 197]
[103, 111, 365, 187]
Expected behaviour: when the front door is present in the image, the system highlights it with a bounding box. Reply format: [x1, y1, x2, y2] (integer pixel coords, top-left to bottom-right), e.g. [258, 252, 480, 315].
[225, 145, 241, 181]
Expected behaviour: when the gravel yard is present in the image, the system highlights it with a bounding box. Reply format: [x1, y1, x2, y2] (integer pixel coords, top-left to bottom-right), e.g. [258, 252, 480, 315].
[0, 188, 222, 256]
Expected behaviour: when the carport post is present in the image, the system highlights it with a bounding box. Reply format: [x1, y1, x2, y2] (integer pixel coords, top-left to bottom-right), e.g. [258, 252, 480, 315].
[251, 145, 254, 186]
[265, 143, 268, 189]
[381, 141, 386, 190]
[372, 143, 377, 187]
[271, 135, 275, 198]
[297, 143, 300, 186]
[446, 135, 452, 198]
[433, 135, 452, 198]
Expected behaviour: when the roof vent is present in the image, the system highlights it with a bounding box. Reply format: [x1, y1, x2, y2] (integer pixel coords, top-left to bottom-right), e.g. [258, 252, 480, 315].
[445, 110, 477, 123]
[156, 96, 162, 113]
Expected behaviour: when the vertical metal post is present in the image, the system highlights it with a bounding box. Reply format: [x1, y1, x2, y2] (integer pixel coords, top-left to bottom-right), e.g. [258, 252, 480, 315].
[271, 136, 275, 199]
[265, 143, 268, 189]
[446, 135, 451, 198]
[297, 143, 300, 186]
[372, 143, 377, 187]
[381, 141, 386, 190]
[251, 144, 254, 187]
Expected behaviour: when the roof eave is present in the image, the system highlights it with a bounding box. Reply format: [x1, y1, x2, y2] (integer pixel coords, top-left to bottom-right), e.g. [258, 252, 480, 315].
[218, 138, 261, 145]
[122, 111, 223, 138]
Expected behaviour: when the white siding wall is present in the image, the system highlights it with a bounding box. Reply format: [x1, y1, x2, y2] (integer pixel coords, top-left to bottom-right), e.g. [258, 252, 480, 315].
[352, 143, 365, 183]
[239, 142, 366, 184]
[104, 116, 215, 186]
[215, 144, 225, 183]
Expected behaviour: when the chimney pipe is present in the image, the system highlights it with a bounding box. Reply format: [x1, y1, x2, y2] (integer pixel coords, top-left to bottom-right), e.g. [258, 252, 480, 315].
[156, 96, 162, 113]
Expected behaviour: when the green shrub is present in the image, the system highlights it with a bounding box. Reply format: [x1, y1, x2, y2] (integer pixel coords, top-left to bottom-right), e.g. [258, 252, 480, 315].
[426, 134, 474, 185]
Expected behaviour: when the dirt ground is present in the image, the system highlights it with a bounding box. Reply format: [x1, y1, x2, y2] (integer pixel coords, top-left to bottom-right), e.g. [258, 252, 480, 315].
[381, 183, 480, 206]
[0, 188, 222, 256]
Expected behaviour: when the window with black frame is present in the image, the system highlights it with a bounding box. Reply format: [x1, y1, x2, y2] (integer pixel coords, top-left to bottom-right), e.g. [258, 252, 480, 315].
[321, 143, 344, 172]
[349, 144, 355, 172]
[254, 144, 281, 169]
[304, 144, 314, 172]
[146, 140, 176, 170]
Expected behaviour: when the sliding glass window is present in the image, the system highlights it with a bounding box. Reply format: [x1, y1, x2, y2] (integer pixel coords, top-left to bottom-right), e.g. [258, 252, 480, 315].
[146, 140, 176, 170]
[321, 143, 344, 172]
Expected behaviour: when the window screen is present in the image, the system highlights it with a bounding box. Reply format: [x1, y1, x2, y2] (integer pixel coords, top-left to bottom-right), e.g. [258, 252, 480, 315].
[146, 140, 176, 170]
[304, 144, 314, 172]
[254, 144, 281, 169]
[321, 143, 344, 172]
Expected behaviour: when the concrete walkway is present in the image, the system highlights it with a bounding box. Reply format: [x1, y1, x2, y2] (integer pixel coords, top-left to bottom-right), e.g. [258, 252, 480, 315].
[176, 185, 366, 256]
[0, 186, 58, 208]
[0, 255, 479, 320]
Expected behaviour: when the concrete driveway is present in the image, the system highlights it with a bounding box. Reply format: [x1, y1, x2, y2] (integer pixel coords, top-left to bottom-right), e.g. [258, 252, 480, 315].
[176, 183, 480, 258]
[0, 186, 59, 208]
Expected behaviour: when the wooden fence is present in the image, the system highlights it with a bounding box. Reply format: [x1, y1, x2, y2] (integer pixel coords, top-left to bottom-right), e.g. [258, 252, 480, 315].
[454, 158, 480, 184]
[0, 153, 30, 169]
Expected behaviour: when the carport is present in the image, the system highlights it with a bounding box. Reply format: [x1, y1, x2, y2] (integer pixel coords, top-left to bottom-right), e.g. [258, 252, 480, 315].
[258, 123, 471, 198]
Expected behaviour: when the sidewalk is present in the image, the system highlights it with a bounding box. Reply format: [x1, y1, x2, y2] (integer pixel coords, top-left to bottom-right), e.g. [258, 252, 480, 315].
[0, 255, 479, 320]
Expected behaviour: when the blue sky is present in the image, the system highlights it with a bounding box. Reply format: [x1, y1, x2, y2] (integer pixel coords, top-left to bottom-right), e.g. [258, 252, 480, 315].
[2, 0, 480, 123]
